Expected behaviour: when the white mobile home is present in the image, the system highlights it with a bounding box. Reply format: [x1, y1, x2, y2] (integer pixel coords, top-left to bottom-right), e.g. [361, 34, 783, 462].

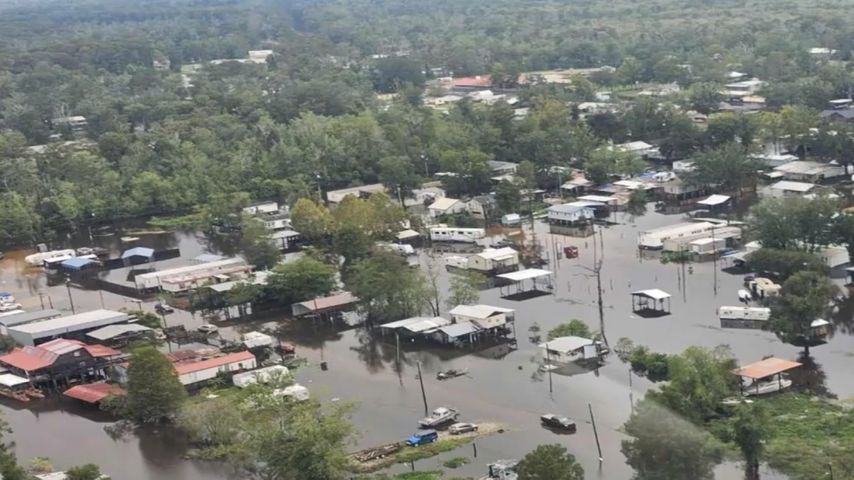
[134, 258, 250, 292]
[24, 249, 76, 266]
[429, 227, 486, 243]
[661, 226, 741, 252]
[639, 222, 719, 250]
[718, 306, 771, 329]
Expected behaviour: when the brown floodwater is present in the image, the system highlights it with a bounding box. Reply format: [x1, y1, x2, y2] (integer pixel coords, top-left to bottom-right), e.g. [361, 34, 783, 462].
[2, 208, 847, 479]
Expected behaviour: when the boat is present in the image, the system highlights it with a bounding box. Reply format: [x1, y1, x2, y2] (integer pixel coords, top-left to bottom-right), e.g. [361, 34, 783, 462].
[352, 442, 403, 462]
[437, 368, 467, 380]
[743, 378, 792, 397]
[24, 388, 44, 399]
[0, 389, 30, 403]
[120, 236, 140, 243]
[418, 406, 459, 428]
[24, 249, 76, 266]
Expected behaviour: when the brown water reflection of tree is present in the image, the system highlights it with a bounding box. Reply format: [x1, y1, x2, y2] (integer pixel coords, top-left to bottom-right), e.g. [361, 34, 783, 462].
[790, 352, 834, 398]
[830, 292, 854, 335]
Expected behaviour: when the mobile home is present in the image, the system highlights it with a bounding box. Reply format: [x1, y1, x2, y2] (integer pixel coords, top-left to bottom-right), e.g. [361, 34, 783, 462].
[429, 227, 486, 243]
[639, 222, 719, 250]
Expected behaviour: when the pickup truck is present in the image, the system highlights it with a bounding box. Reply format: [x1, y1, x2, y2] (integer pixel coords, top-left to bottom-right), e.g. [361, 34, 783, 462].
[418, 407, 459, 428]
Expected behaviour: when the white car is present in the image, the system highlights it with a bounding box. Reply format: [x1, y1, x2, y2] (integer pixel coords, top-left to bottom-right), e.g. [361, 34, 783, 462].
[0, 303, 22, 312]
[198, 324, 219, 334]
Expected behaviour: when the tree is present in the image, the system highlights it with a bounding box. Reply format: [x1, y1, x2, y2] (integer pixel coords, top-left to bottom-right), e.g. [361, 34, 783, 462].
[290, 198, 333, 242]
[730, 403, 769, 480]
[266, 256, 336, 306]
[547, 319, 592, 340]
[239, 217, 281, 270]
[685, 143, 760, 195]
[372, 57, 425, 93]
[744, 248, 828, 280]
[688, 82, 723, 114]
[378, 156, 420, 205]
[626, 189, 648, 217]
[516, 444, 584, 480]
[622, 400, 723, 480]
[750, 196, 838, 251]
[647, 346, 738, 423]
[833, 212, 854, 263]
[66, 464, 105, 480]
[123, 346, 186, 423]
[446, 271, 484, 308]
[346, 250, 431, 323]
[770, 271, 837, 354]
[495, 180, 522, 214]
[0, 192, 40, 247]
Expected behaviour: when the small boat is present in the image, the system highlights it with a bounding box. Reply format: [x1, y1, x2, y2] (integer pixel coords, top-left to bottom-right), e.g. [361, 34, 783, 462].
[120, 236, 140, 243]
[0, 389, 30, 403]
[437, 368, 467, 380]
[24, 388, 44, 399]
[743, 378, 792, 396]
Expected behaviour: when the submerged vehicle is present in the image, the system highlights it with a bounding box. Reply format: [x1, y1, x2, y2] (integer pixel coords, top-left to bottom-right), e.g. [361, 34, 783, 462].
[480, 459, 519, 480]
[540, 413, 577, 433]
[437, 368, 467, 380]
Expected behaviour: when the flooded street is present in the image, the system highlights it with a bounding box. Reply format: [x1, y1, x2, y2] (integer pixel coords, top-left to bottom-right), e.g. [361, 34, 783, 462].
[0, 208, 848, 479]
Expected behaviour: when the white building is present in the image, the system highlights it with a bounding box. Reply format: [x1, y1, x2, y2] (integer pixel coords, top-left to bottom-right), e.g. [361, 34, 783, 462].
[429, 226, 485, 243]
[661, 225, 741, 252]
[539, 336, 597, 364]
[232, 365, 289, 388]
[773, 161, 845, 183]
[428, 197, 466, 217]
[326, 184, 387, 204]
[447, 304, 515, 330]
[768, 180, 816, 197]
[175, 351, 256, 387]
[615, 141, 659, 157]
[248, 50, 274, 63]
[466, 248, 519, 274]
[547, 203, 596, 225]
[639, 222, 718, 250]
[134, 258, 251, 292]
[243, 201, 280, 215]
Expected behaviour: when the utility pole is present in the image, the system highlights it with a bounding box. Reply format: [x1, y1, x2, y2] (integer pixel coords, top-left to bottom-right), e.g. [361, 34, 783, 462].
[589, 403, 603, 462]
[591, 226, 608, 346]
[416, 361, 428, 416]
[711, 225, 718, 295]
[545, 345, 554, 394]
[65, 280, 75, 314]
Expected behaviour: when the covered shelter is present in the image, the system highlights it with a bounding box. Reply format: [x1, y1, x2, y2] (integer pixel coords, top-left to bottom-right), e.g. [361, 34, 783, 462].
[60, 257, 100, 273]
[291, 291, 358, 319]
[432, 321, 480, 345]
[379, 316, 451, 339]
[496, 269, 553, 299]
[631, 289, 672, 316]
[539, 336, 598, 364]
[121, 247, 155, 267]
[696, 194, 731, 210]
[733, 357, 801, 396]
[63, 382, 125, 404]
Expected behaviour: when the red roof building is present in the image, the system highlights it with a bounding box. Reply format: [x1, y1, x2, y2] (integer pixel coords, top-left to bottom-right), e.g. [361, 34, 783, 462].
[451, 75, 493, 89]
[63, 382, 126, 404]
[0, 339, 121, 383]
[173, 350, 256, 386]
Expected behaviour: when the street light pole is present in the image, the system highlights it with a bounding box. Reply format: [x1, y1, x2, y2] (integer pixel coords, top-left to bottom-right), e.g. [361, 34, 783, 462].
[65, 280, 75, 314]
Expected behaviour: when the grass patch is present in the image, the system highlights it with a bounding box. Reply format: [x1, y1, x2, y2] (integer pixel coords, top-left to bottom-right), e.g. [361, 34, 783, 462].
[392, 472, 443, 480]
[148, 211, 207, 229]
[442, 456, 469, 469]
[394, 438, 471, 464]
[710, 394, 854, 479]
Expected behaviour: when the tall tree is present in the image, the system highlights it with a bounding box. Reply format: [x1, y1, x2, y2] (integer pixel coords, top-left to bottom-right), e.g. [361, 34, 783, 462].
[290, 198, 333, 242]
[687, 82, 723, 114]
[770, 271, 837, 354]
[239, 217, 282, 270]
[446, 271, 484, 309]
[731, 403, 769, 480]
[346, 250, 431, 323]
[123, 346, 186, 423]
[516, 444, 584, 480]
[265, 256, 337, 306]
[622, 400, 723, 480]
[685, 143, 760, 195]
[750, 196, 839, 251]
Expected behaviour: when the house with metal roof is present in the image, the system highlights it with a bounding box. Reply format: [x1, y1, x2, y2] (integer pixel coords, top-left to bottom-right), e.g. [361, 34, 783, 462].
[448, 304, 515, 330]
[174, 351, 257, 387]
[0, 339, 120, 384]
[539, 336, 598, 364]
[547, 203, 595, 226]
[7, 309, 131, 346]
[773, 161, 845, 183]
[466, 248, 520, 274]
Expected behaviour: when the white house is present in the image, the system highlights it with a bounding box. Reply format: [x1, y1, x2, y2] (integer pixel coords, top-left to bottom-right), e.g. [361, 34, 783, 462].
[448, 304, 515, 330]
[428, 197, 466, 217]
[768, 180, 816, 197]
[539, 336, 598, 364]
[243, 201, 279, 215]
[326, 184, 387, 204]
[488, 160, 519, 175]
[466, 247, 519, 274]
[547, 203, 596, 225]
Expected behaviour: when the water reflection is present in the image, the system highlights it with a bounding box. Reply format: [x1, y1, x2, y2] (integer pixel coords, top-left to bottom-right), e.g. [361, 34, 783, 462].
[790, 352, 833, 398]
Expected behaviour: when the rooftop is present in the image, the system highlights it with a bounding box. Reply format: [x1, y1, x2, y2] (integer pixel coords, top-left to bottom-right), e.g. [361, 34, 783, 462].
[293, 291, 358, 314]
[63, 382, 125, 403]
[733, 357, 802, 380]
[0, 339, 119, 372]
[770, 180, 815, 193]
[448, 304, 515, 320]
[549, 203, 593, 215]
[439, 321, 480, 338]
[497, 268, 553, 282]
[174, 351, 256, 375]
[539, 336, 594, 353]
[86, 324, 152, 341]
[0, 309, 61, 327]
[697, 194, 731, 207]
[631, 289, 672, 300]
[428, 197, 462, 211]
[9, 309, 129, 338]
[773, 161, 842, 175]
[474, 247, 518, 261]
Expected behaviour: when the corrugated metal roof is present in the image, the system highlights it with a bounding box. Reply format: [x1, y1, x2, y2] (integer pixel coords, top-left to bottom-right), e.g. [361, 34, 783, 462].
[0, 373, 29, 387]
[540, 336, 594, 353]
[0, 309, 61, 327]
[174, 351, 255, 375]
[631, 289, 672, 300]
[121, 247, 154, 259]
[86, 324, 152, 341]
[9, 309, 129, 337]
[63, 383, 125, 403]
[294, 292, 358, 313]
[448, 304, 514, 320]
[439, 321, 479, 338]
[733, 357, 801, 379]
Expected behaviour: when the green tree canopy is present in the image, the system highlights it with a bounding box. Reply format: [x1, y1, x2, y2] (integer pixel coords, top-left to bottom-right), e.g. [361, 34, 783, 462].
[516, 444, 584, 480]
[346, 250, 431, 322]
[749, 196, 839, 251]
[547, 319, 592, 340]
[769, 271, 837, 353]
[123, 346, 186, 423]
[446, 271, 484, 309]
[266, 256, 337, 306]
[239, 217, 282, 270]
[745, 248, 828, 280]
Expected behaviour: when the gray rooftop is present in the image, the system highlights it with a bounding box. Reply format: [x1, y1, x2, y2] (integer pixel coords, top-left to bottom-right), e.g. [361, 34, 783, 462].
[0, 309, 61, 327]
[86, 323, 152, 341]
[9, 309, 130, 339]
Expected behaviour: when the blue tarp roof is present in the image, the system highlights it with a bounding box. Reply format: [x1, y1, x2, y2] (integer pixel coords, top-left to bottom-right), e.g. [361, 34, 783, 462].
[62, 257, 98, 270]
[121, 247, 155, 259]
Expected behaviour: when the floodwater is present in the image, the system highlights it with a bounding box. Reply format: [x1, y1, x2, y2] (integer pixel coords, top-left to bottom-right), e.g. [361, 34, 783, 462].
[1, 208, 850, 479]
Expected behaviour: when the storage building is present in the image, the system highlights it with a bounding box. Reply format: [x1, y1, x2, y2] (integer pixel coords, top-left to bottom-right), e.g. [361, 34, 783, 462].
[7, 309, 130, 346]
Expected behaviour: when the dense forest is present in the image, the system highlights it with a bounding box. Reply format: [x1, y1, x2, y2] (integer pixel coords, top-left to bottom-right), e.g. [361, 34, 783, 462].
[0, 0, 853, 246]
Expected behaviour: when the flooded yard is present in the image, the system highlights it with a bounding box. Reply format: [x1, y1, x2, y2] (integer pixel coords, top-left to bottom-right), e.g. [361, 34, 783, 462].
[0, 208, 848, 479]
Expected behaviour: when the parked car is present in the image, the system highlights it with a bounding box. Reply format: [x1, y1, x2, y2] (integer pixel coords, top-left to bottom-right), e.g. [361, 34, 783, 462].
[0, 303, 21, 312]
[449, 422, 478, 435]
[406, 430, 438, 446]
[155, 303, 174, 314]
[197, 324, 219, 334]
[152, 329, 167, 341]
[540, 414, 576, 433]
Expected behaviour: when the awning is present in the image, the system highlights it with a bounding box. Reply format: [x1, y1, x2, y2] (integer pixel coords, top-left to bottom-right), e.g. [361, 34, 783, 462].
[733, 357, 802, 380]
[0, 373, 29, 388]
[439, 321, 479, 338]
[61, 257, 98, 270]
[497, 268, 553, 282]
[397, 229, 420, 240]
[631, 289, 671, 300]
[121, 247, 154, 259]
[697, 195, 731, 207]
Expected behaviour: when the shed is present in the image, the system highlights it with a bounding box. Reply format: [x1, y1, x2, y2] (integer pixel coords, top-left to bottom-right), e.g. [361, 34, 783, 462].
[61, 257, 99, 271]
[631, 289, 671, 316]
[291, 292, 358, 318]
[501, 213, 521, 226]
[0, 309, 62, 335]
[121, 247, 155, 260]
